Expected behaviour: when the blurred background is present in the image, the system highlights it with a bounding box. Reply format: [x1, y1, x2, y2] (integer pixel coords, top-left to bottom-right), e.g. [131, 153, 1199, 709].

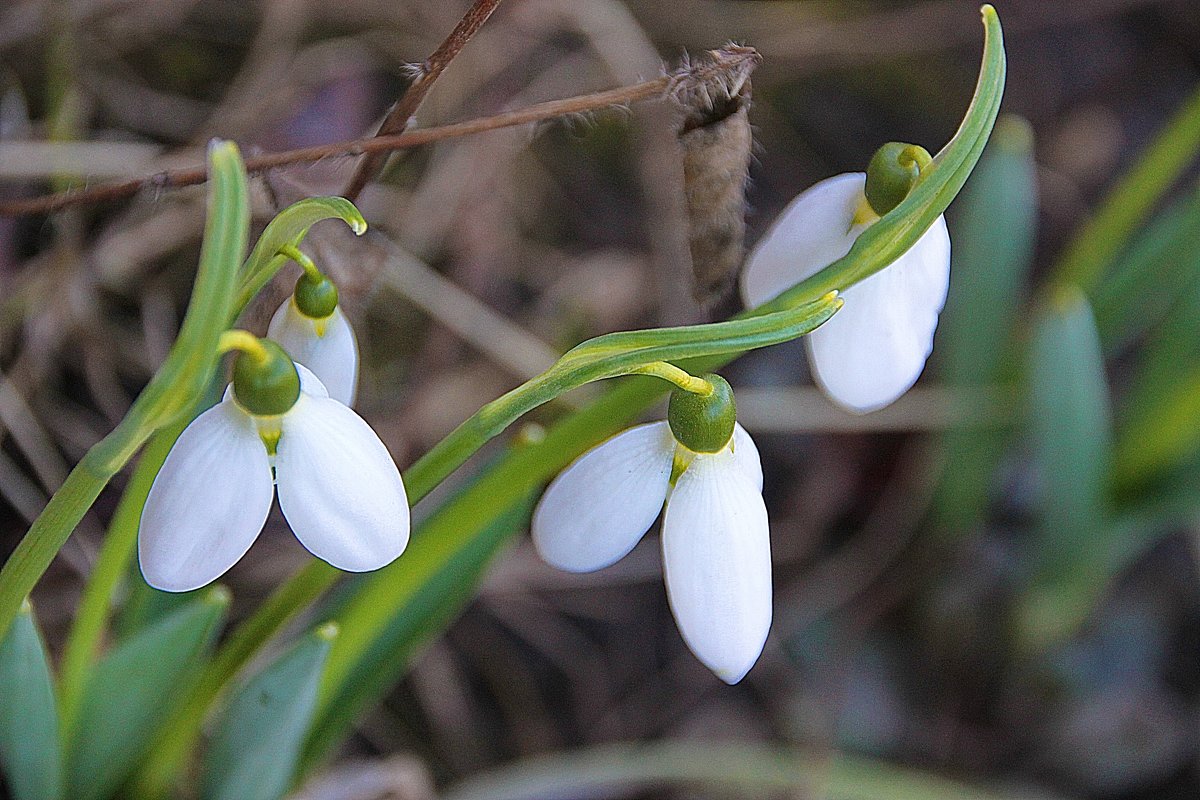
[3, 0, 1200, 798]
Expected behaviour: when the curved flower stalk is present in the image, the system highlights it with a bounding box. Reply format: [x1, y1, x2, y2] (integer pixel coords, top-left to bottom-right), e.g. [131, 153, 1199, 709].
[532, 373, 770, 684]
[138, 333, 407, 592]
[741, 146, 952, 414]
[267, 246, 359, 406]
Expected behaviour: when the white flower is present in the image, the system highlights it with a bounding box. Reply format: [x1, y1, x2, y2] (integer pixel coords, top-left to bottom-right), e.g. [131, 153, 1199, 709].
[740, 172, 951, 414]
[532, 421, 770, 684]
[138, 364, 408, 592]
[268, 299, 359, 406]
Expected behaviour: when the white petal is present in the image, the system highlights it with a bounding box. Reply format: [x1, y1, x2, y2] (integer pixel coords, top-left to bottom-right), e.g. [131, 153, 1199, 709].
[532, 421, 675, 573]
[740, 173, 865, 308]
[268, 300, 359, 406]
[730, 423, 763, 492]
[138, 400, 274, 592]
[806, 214, 951, 413]
[275, 395, 408, 571]
[662, 451, 771, 684]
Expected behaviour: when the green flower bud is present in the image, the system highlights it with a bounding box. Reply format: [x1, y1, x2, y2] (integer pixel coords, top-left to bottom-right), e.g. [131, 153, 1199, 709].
[864, 141, 932, 217]
[668, 373, 737, 454]
[232, 338, 300, 416]
[293, 273, 339, 319]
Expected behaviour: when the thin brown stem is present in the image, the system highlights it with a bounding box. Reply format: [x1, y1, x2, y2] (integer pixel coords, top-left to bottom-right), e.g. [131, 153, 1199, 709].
[342, 0, 505, 201]
[0, 78, 669, 218]
[0, 44, 762, 218]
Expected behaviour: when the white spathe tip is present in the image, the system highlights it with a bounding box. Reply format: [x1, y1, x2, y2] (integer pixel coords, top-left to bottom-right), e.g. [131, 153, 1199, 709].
[806, 214, 950, 413]
[268, 300, 359, 406]
[138, 400, 274, 592]
[662, 450, 772, 684]
[275, 394, 409, 572]
[739, 171, 952, 414]
[532, 421, 676, 573]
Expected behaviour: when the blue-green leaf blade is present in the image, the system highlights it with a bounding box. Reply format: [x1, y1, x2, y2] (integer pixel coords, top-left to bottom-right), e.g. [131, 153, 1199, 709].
[0, 601, 63, 800]
[931, 114, 1036, 533]
[1019, 289, 1112, 648]
[202, 624, 337, 800]
[67, 589, 228, 800]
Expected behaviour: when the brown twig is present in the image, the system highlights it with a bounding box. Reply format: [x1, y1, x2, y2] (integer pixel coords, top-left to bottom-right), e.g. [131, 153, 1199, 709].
[0, 44, 762, 218]
[341, 0, 505, 201]
[0, 79, 668, 218]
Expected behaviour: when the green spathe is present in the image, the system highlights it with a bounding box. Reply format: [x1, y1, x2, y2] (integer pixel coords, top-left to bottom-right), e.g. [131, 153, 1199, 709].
[668, 374, 737, 454]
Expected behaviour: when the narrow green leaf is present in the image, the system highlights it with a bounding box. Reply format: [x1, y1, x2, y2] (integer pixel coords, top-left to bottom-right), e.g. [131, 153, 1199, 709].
[67, 589, 228, 800]
[442, 741, 1008, 800]
[304, 492, 534, 765]
[1091, 182, 1200, 351]
[1052, 82, 1200, 292]
[931, 115, 1036, 533]
[1112, 364, 1200, 492]
[0, 142, 249, 643]
[202, 624, 337, 800]
[0, 601, 63, 800]
[1018, 289, 1112, 649]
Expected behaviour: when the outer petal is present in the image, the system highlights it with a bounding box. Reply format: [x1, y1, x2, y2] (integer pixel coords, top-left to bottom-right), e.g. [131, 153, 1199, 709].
[138, 400, 274, 592]
[532, 421, 675, 573]
[662, 451, 771, 684]
[268, 300, 359, 406]
[275, 395, 409, 571]
[806, 214, 951, 413]
[730, 423, 763, 492]
[740, 173, 864, 308]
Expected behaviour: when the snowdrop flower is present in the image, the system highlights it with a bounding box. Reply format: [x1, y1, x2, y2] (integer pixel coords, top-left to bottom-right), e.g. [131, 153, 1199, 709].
[139, 333, 408, 592]
[532, 373, 770, 684]
[741, 142, 951, 414]
[268, 254, 359, 406]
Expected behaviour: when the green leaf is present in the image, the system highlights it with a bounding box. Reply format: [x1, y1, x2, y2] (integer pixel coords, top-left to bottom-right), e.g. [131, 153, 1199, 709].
[303, 491, 535, 765]
[202, 624, 337, 800]
[1052, 82, 1200, 292]
[0, 141, 249, 643]
[931, 114, 1036, 534]
[1091, 182, 1200, 351]
[67, 589, 228, 800]
[235, 196, 366, 312]
[1018, 288, 1112, 649]
[1112, 364, 1200, 492]
[0, 601, 63, 800]
[441, 741, 1007, 800]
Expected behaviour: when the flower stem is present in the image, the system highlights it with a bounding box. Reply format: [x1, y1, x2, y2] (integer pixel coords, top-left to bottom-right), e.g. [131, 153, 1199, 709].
[277, 243, 324, 284]
[216, 329, 268, 363]
[629, 362, 713, 395]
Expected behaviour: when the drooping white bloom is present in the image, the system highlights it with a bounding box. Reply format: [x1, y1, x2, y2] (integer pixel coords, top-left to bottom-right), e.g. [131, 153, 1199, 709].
[268, 299, 359, 406]
[532, 421, 770, 684]
[138, 364, 408, 592]
[740, 172, 951, 414]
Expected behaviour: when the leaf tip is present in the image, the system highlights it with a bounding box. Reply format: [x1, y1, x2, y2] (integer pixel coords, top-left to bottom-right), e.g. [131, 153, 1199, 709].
[204, 584, 234, 609]
[994, 114, 1034, 154]
[18, 596, 32, 615]
[315, 621, 340, 642]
